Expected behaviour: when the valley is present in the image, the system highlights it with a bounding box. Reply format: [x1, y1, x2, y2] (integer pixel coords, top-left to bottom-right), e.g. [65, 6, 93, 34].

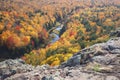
[0, 0, 120, 69]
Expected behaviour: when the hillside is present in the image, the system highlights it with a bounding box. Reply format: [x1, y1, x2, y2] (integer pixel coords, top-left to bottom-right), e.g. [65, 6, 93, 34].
[0, 33, 120, 80]
[0, 0, 120, 13]
[0, 0, 120, 66]
[0, 0, 120, 80]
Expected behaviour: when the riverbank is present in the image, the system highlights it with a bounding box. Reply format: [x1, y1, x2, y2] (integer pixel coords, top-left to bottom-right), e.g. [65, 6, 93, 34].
[0, 37, 120, 80]
[50, 25, 63, 43]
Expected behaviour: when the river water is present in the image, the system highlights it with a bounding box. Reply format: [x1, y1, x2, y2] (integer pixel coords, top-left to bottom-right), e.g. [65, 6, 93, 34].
[0, 25, 63, 61]
[50, 25, 63, 43]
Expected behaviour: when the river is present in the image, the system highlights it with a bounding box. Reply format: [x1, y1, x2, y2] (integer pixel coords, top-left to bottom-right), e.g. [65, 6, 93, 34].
[50, 25, 63, 43]
[0, 25, 63, 61]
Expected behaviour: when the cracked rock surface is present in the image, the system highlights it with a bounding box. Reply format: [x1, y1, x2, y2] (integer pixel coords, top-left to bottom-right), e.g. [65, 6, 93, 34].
[0, 37, 120, 80]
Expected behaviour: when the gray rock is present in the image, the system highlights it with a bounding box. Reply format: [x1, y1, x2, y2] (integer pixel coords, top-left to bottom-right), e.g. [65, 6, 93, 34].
[62, 37, 120, 67]
[106, 76, 120, 80]
[110, 49, 120, 54]
[0, 59, 34, 79]
[65, 55, 81, 67]
[92, 54, 117, 65]
[42, 76, 49, 80]
[42, 76, 54, 80]
[110, 28, 120, 37]
[106, 38, 120, 50]
[0, 37, 120, 80]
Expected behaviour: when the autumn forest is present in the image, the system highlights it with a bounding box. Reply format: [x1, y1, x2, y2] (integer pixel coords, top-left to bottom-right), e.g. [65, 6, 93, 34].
[0, 0, 120, 66]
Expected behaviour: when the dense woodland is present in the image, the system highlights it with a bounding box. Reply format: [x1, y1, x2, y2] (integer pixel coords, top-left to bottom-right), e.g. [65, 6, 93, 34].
[0, 0, 120, 66]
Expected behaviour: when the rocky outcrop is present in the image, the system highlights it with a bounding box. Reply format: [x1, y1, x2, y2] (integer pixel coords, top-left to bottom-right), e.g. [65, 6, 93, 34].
[0, 59, 35, 80]
[0, 37, 120, 80]
[110, 28, 120, 37]
[61, 37, 120, 67]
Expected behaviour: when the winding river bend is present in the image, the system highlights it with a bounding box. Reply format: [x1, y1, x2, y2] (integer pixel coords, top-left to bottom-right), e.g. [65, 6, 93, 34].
[0, 25, 64, 61]
[50, 25, 63, 43]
